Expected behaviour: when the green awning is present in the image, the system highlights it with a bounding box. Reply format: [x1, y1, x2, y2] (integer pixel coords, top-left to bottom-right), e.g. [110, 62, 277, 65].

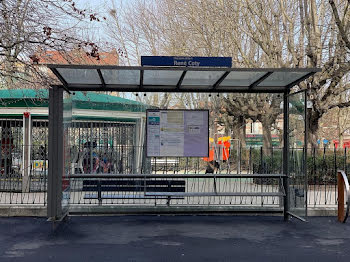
[0, 89, 149, 112]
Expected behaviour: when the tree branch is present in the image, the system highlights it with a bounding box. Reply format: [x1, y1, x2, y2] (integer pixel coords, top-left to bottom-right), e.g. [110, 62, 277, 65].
[329, 0, 350, 51]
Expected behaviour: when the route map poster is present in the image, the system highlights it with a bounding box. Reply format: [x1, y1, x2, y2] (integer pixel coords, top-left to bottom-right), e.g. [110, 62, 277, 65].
[146, 110, 209, 157]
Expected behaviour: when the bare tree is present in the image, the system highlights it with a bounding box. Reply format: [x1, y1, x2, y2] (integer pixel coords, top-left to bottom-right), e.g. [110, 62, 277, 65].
[105, 0, 350, 149]
[0, 0, 105, 89]
[222, 93, 282, 154]
[106, 0, 172, 107]
[160, 0, 286, 152]
[329, 0, 350, 51]
[337, 107, 350, 146]
[231, 0, 350, 146]
[104, 0, 287, 151]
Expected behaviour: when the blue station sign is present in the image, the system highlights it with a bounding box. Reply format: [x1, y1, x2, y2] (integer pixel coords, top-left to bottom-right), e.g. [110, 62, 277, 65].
[141, 56, 232, 67]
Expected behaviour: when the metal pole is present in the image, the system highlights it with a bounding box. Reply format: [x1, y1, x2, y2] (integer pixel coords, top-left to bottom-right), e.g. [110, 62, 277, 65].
[48, 86, 64, 220]
[90, 122, 93, 173]
[139, 117, 145, 173]
[22, 113, 31, 193]
[304, 90, 308, 217]
[345, 147, 347, 175]
[283, 91, 290, 221]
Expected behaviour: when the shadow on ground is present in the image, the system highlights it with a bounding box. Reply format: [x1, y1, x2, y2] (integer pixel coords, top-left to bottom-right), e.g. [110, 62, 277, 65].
[0, 215, 349, 261]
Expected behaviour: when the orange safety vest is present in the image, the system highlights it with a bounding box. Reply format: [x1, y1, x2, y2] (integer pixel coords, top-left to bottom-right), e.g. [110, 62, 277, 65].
[203, 141, 230, 162]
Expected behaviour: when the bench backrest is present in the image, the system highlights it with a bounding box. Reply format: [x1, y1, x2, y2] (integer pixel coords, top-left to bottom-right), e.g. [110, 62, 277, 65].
[82, 179, 185, 192]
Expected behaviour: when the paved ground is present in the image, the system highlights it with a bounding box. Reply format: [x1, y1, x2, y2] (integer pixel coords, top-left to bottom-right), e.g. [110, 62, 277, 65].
[0, 215, 349, 262]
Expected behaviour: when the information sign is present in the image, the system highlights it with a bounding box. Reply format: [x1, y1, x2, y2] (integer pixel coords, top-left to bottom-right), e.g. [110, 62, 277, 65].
[141, 56, 232, 67]
[146, 110, 209, 157]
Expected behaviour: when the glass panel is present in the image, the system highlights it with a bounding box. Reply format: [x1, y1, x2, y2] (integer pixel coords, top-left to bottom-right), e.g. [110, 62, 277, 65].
[288, 91, 307, 218]
[143, 70, 183, 85]
[57, 68, 101, 84]
[62, 91, 72, 214]
[182, 71, 225, 86]
[258, 72, 308, 87]
[101, 69, 140, 85]
[220, 71, 265, 87]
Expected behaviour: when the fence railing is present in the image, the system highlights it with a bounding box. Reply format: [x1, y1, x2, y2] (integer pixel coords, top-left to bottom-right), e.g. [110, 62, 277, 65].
[1, 141, 350, 209]
[0, 116, 348, 208]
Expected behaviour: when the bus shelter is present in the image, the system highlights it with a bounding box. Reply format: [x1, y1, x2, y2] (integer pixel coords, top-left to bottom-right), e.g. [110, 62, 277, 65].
[46, 64, 320, 222]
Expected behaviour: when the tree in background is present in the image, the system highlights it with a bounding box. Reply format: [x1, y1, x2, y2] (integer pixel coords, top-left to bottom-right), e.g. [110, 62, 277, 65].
[329, 0, 350, 52]
[0, 0, 106, 89]
[106, 0, 349, 149]
[217, 0, 349, 147]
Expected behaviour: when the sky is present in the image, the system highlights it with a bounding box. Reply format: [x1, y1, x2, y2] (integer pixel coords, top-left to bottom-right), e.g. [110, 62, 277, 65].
[73, 0, 133, 49]
[75, 0, 134, 12]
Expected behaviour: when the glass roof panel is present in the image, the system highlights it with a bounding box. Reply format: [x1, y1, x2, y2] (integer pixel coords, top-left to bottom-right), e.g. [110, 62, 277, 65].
[50, 65, 318, 92]
[182, 71, 225, 86]
[143, 70, 183, 85]
[258, 71, 309, 87]
[57, 68, 101, 84]
[101, 69, 140, 85]
[220, 71, 265, 86]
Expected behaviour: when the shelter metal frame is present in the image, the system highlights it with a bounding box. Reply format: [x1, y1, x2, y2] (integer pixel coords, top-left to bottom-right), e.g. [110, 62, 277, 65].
[47, 64, 320, 222]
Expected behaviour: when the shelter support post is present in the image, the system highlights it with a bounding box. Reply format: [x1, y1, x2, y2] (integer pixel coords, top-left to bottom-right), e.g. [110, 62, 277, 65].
[134, 119, 140, 173]
[304, 90, 308, 217]
[283, 91, 290, 221]
[22, 113, 31, 193]
[47, 86, 64, 220]
[134, 118, 145, 173]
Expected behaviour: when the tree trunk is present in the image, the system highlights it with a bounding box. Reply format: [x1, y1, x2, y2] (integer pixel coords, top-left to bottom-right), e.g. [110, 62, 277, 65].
[262, 121, 273, 155]
[233, 126, 247, 149]
[307, 109, 320, 148]
[240, 123, 247, 148]
[339, 133, 344, 148]
[237, 116, 246, 148]
[230, 116, 246, 147]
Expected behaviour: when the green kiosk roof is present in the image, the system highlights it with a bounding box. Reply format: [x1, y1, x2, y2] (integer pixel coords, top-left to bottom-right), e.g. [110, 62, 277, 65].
[0, 89, 148, 112]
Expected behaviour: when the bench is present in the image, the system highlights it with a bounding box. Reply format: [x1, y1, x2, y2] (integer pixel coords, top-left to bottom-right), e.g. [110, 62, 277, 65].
[82, 179, 186, 205]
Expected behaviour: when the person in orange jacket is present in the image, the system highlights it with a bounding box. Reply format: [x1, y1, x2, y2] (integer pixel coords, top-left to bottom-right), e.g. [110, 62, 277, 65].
[204, 141, 219, 174]
[203, 138, 230, 173]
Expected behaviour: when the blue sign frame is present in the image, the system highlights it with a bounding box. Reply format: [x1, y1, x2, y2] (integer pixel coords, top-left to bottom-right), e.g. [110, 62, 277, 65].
[141, 56, 232, 67]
